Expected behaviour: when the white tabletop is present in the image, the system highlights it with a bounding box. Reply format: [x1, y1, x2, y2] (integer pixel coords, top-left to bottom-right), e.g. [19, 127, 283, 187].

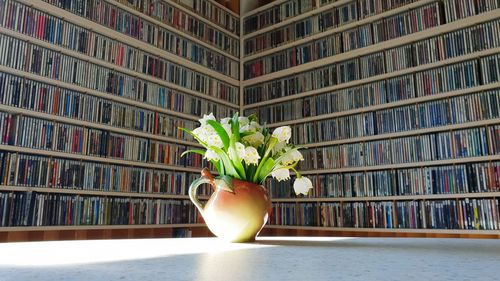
[0, 236, 499, 281]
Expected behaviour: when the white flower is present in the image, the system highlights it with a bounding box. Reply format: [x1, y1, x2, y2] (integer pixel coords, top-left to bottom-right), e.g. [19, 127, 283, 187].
[222, 123, 232, 136]
[293, 177, 313, 195]
[199, 113, 216, 125]
[272, 167, 290, 182]
[228, 142, 246, 161]
[192, 126, 203, 138]
[281, 149, 304, 165]
[272, 126, 292, 143]
[291, 150, 304, 162]
[240, 124, 257, 133]
[204, 149, 220, 162]
[243, 147, 260, 165]
[272, 141, 286, 155]
[238, 116, 250, 127]
[243, 131, 265, 147]
[206, 134, 224, 148]
[220, 117, 231, 125]
[193, 125, 223, 148]
[240, 121, 262, 133]
[236, 142, 246, 158]
[250, 121, 262, 131]
[193, 125, 214, 142]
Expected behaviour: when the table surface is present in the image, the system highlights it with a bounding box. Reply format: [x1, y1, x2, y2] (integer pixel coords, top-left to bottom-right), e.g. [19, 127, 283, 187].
[0, 236, 500, 281]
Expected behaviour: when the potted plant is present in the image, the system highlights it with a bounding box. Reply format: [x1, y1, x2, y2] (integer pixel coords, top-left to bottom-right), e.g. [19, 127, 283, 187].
[181, 113, 312, 242]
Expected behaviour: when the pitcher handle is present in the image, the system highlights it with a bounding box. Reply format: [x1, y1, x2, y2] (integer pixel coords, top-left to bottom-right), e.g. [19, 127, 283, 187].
[189, 168, 214, 214]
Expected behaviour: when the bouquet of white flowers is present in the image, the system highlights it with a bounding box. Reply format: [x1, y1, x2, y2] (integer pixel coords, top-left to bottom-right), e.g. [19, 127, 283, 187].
[180, 113, 312, 195]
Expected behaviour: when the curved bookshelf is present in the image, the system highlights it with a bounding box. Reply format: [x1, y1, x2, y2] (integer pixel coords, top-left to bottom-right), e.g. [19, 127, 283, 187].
[243, 45, 500, 109]
[242, 9, 500, 87]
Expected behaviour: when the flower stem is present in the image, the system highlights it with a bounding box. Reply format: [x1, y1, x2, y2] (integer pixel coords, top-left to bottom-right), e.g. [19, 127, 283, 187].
[252, 137, 277, 182]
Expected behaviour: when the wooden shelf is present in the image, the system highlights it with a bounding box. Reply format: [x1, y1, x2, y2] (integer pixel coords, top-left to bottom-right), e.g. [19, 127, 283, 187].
[298, 155, 500, 175]
[264, 225, 500, 235]
[106, 0, 240, 61]
[265, 82, 500, 128]
[0, 224, 207, 232]
[243, 0, 436, 60]
[0, 104, 202, 149]
[0, 185, 211, 200]
[271, 192, 500, 202]
[243, 45, 500, 109]
[242, 9, 500, 87]
[243, 0, 354, 40]
[19, 0, 240, 86]
[0, 145, 203, 174]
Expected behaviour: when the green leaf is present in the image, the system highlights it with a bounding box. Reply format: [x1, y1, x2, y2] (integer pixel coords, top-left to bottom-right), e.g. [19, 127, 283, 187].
[211, 146, 241, 179]
[228, 136, 246, 179]
[257, 158, 275, 183]
[231, 113, 240, 140]
[210, 160, 222, 174]
[206, 120, 230, 150]
[180, 149, 206, 158]
[240, 131, 254, 138]
[246, 165, 257, 182]
[248, 114, 258, 123]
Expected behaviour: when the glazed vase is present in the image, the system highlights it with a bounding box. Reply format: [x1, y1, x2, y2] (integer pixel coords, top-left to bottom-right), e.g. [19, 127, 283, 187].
[189, 168, 272, 243]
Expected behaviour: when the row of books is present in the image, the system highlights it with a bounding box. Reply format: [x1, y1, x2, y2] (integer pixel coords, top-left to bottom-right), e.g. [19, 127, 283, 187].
[176, 0, 239, 35]
[243, 0, 316, 35]
[319, 198, 500, 230]
[320, 0, 417, 16]
[267, 162, 500, 199]
[244, 16, 500, 81]
[443, 0, 500, 22]
[0, 74, 212, 143]
[269, 202, 318, 226]
[40, 0, 240, 57]
[0, 191, 200, 227]
[342, 24, 372, 52]
[297, 126, 499, 170]
[244, 1, 499, 57]
[243, 34, 342, 79]
[1, 0, 239, 79]
[243, 50, 497, 106]
[0, 73, 236, 128]
[243, 2, 448, 79]
[284, 90, 500, 145]
[0, 34, 239, 105]
[244, 0, 420, 56]
[244, 78, 388, 123]
[0, 74, 202, 142]
[372, 2, 440, 44]
[0, 151, 212, 196]
[246, 58, 495, 124]
[0, 112, 205, 167]
[387, 22, 500, 73]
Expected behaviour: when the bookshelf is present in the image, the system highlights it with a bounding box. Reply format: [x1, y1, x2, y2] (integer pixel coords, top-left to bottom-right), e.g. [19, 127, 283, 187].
[0, 0, 238, 241]
[243, 0, 500, 238]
